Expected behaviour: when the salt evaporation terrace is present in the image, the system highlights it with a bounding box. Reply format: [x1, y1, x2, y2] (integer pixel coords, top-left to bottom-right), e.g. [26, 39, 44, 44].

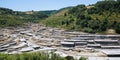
[0, 24, 120, 60]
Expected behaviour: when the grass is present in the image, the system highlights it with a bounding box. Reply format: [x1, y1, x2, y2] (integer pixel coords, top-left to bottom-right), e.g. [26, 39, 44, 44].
[0, 52, 66, 60]
[0, 52, 87, 60]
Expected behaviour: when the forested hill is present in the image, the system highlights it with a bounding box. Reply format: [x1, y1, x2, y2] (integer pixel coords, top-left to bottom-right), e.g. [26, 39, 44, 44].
[0, 0, 120, 34]
[42, 0, 120, 34]
[0, 7, 56, 27]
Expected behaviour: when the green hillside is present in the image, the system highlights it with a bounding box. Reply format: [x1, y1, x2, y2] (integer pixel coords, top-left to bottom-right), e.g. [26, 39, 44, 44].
[0, 7, 55, 27]
[42, 0, 120, 34]
[41, 7, 72, 28]
[0, 0, 120, 34]
[0, 8, 22, 27]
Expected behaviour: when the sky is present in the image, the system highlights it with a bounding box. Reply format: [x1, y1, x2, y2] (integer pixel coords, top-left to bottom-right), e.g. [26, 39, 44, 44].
[0, 0, 101, 11]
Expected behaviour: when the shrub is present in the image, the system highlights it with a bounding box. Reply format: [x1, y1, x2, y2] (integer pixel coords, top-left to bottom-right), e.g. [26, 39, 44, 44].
[79, 57, 87, 60]
[65, 56, 74, 60]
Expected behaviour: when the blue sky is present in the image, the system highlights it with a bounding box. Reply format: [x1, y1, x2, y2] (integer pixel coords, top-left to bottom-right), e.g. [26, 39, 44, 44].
[0, 0, 101, 11]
